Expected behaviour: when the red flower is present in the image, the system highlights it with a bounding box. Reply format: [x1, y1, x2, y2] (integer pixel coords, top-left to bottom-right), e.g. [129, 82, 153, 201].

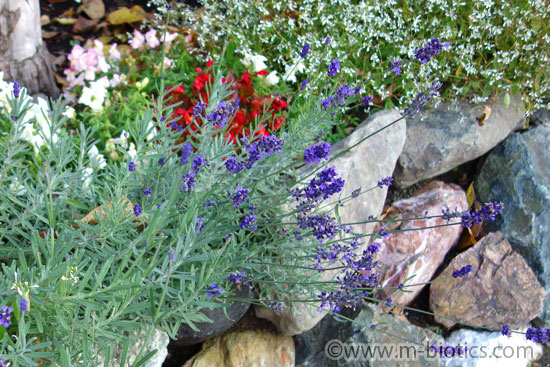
[256, 70, 269, 76]
[195, 67, 202, 72]
[271, 117, 284, 131]
[271, 97, 288, 111]
[240, 70, 252, 86]
[206, 60, 214, 67]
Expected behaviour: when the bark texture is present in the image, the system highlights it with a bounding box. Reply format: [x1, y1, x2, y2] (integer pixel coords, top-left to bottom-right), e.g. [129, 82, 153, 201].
[0, 0, 59, 98]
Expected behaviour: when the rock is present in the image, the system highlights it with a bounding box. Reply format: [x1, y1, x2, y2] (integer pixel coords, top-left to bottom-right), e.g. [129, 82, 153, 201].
[529, 108, 550, 126]
[173, 286, 252, 347]
[442, 327, 543, 367]
[255, 109, 406, 335]
[96, 328, 169, 367]
[296, 303, 444, 367]
[430, 232, 545, 329]
[475, 124, 550, 324]
[375, 181, 468, 306]
[394, 93, 526, 188]
[183, 330, 294, 367]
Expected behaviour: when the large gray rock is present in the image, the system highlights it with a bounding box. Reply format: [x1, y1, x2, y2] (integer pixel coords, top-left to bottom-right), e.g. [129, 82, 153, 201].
[475, 124, 550, 324]
[255, 109, 406, 335]
[394, 94, 526, 188]
[442, 327, 543, 367]
[295, 303, 444, 367]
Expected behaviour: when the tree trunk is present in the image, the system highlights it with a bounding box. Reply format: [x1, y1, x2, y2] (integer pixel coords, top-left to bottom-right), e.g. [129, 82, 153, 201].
[0, 0, 60, 98]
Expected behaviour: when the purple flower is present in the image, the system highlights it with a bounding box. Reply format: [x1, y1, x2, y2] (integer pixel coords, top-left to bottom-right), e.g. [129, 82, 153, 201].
[526, 327, 550, 343]
[133, 204, 142, 217]
[192, 154, 207, 171]
[20, 298, 28, 312]
[300, 78, 309, 91]
[361, 95, 373, 107]
[300, 43, 311, 59]
[298, 213, 339, 243]
[129, 161, 136, 172]
[243, 135, 285, 169]
[461, 201, 504, 227]
[228, 271, 252, 286]
[321, 83, 361, 110]
[206, 100, 237, 128]
[195, 217, 205, 234]
[370, 324, 377, 329]
[181, 168, 196, 193]
[502, 324, 512, 338]
[206, 283, 223, 297]
[203, 200, 216, 207]
[327, 58, 341, 77]
[268, 302, 282, 311]
[225, 156, 244, 174]
[414, 38, 450, 64]
[390, 59, 402, 75]
[144, 188, 152, 196]
[401, 79, 442, 119]
[228, 186, 251, 208]
[304, 141, 331, 163]
[452, 264, 473, 278]
[180, 143, 193, 165]
[193, 101, 207, 116]
[377, 176, 393, 188]
[351, 188, 362, 198]
[13, 81, 20, 98]
[386, 298, 393, 308]
[239, 205, 257, 231]
[0, 305, 13, 328]
[158, 158, 166, 166]
[293, 166, 345, 211]
[325, 36, 331, 45]
[378, 226, 390, 239]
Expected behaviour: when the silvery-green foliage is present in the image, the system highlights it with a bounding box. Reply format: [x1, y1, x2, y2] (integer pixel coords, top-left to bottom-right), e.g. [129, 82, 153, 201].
[0, 62, 361, 365]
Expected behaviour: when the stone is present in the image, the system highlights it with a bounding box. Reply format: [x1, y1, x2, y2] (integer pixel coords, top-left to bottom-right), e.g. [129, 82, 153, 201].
[430, 231, 545, 329]
[295, 303, 444, 367]
[394, 93, 526, 188]
[172, 286, 252, 347]
[474, 124, 550, 324]
[183, 330, 294, 367]
[442, 327, 543, 367]
[95, 328, 169, 367]
[255, 109, 406, 335]
[375, 181, 468, 306]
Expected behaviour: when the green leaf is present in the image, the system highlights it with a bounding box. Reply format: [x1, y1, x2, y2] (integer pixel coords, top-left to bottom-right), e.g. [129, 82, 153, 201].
[133, 350, 158, 367]
[66, 198, 90, 211]
[503, 92, 511, 109]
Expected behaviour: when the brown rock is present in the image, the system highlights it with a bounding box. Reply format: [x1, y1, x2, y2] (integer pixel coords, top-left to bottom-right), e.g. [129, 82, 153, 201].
[184, 330, 294, 367]
[430, 231, 546, 329]
[375, 181, 468, 306]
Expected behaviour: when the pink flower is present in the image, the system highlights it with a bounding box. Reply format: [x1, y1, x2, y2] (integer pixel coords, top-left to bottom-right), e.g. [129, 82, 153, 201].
[108, 43, 121, 62]
[145, 29, 160, 49]
[129, 30, 145, 50]
[163, 57, 173, 69]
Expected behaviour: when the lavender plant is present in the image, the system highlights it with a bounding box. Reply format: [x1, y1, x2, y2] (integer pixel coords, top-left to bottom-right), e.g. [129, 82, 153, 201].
[0, 15, 533, 367]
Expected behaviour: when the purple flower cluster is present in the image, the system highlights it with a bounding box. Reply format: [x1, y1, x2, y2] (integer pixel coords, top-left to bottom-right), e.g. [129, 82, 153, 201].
[377, 176, 393, 188]
[193, 101, 207, 116]
[452, 264, 472, 278]
[321, 83, 361, 111]
[414, 38, 450, 64]
[298, 213, 339, 243]
[225, 135, 285, 174]
[168, 248, 175, 261]
[13, 81, 20, 98]
[0, 356, 6, 367]
[203, 199, 216, 207]
[390, 59, 402, 75]
[0, 306, 13, 328]
[228, 271, 253, 286]
[239, 205, 257, 231]
[195, 217, 205, 234]
[144, 188, 152, 196]
[129, 161, 136, 172]
[361, 95, 373, 107]
[181, 153, 207, 193]
[526, 327, 550, 343]
[228, 186, 251, 208]
[461, 201, 504, 228]
[180, 143, 193, 165]
[300, 43, 311, 59]
[378, 226, 390, 239]
[20, 298, 28, 312]
[386, 298, 393, 309]
[300, 79, 309, 91]
[401, 80, 442, 119]
[293, 166, 345, 209]
[304, 141, 331, 164]
[158, 157, 166, 166]
[206, 100, 238, 128]
[206, 283, 223, 297]
[502, 324, 512, 338]
[133, 204, 142, 217]
[327, 58, 341, 77]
